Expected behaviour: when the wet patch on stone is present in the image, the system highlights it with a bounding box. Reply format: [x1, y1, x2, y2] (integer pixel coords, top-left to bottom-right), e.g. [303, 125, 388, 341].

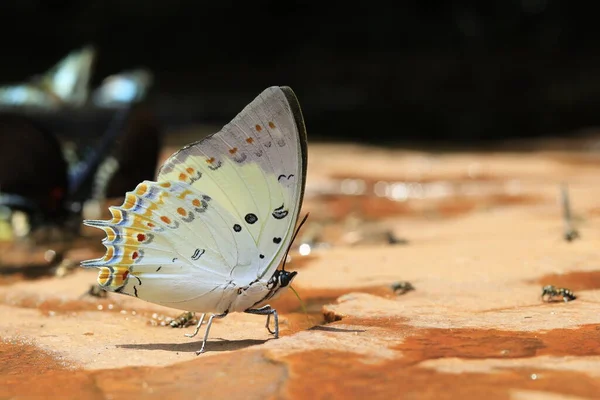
[534, 270, 600, 291]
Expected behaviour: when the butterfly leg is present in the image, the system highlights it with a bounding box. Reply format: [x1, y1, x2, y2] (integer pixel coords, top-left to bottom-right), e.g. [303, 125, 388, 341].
[195, 311, 228, 355]
[245, 305, 279, 338]
[184, 313, 206, 338]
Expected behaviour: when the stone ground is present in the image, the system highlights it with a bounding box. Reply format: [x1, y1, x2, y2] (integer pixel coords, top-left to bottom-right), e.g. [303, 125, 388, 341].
[2, 136, 600, 399]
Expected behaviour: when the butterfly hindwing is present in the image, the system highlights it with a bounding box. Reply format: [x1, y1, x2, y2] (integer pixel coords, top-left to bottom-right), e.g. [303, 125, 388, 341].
[82, 180, 257, 306]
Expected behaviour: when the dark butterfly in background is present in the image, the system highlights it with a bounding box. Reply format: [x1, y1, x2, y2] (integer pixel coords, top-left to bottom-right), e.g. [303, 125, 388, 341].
[0, 115, 69, 223]
[0, 46, 162, 245]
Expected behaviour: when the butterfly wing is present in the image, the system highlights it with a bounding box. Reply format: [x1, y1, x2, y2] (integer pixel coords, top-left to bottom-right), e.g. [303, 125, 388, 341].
[157, 86, 307, 282]
[82, 86, 307, 313]
[38, 45, 95, 106]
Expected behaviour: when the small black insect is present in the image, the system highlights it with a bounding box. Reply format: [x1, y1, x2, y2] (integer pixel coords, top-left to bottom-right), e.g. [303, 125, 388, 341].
[169, 311, 197, 328]
[541, 285, 576, 302]
[386, 231, 409, 245]
[391, 281, 415, 295]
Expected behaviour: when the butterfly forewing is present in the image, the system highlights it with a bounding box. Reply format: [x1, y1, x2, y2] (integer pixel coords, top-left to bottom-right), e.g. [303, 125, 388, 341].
[158, 86, 306, 280]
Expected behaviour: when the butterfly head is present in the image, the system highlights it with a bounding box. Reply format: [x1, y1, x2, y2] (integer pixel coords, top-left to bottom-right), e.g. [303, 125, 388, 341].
[276, 269, 297, 288]
[272, 212, 309, 294]
[266, 269, 298, 300]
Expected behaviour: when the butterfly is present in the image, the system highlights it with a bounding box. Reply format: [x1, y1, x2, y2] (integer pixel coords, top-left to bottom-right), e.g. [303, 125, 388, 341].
[82, 86, 308, 354]
[0, 45, 95, 109]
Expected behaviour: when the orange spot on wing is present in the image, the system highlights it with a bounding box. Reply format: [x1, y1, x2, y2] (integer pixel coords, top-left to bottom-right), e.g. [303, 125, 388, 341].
[246, 137, 254, 144]
[268, 121, 276, 129]
[255, 124, 262, 132]
[147, 222, 155, 228]
[123, 194, 137, 210]
[132, 251, 139, 260]
[178, 189, 192, 199]
[186, 167, 194, 174]
[144, 203, 159, 217]
[130, 215, 145, 229]
[109, 208, 123, 223]
[206, 157, 215, 164]
[160, 182, 171, 188]
[102, 246, 114, 261]
[110, 269, 130, 288]
[137, 233, 146, 242]
[177, 207, 186, 216]
[98, 268, 111, 285]
[135, 184, 148, 195]
[160, 216, 171, 224]
[109, 269, 130, 288]
[179, 173, 187, 181]
[105, 227, 116, 242]
[229, 147, 238, 154]
[157, 193, 169, 204]
[192, 199, 201, 207]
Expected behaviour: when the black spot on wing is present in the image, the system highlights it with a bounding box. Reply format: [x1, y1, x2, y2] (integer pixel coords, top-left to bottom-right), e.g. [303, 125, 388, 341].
[277, 174, 294, 182]
[191, 248, 206, 261]
[272, 204, 289, 219]
[273, 237, 282, 244]
[208, 160, 222, 170]
[233, 224, 242, 232]
[234, 153, 247, 163]
[182, 212, 195, 223]
[245, 213, 258, 224]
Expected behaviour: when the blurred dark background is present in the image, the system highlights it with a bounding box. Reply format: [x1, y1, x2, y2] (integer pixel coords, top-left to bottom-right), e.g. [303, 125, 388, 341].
[1, 0, 600, 145]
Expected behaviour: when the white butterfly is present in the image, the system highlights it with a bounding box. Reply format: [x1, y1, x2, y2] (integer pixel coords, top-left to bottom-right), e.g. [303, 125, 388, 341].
[82, 86, 308, 354]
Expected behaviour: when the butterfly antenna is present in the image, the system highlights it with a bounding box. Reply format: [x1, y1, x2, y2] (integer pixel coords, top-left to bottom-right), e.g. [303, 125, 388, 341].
[282, 213, 310, 272]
